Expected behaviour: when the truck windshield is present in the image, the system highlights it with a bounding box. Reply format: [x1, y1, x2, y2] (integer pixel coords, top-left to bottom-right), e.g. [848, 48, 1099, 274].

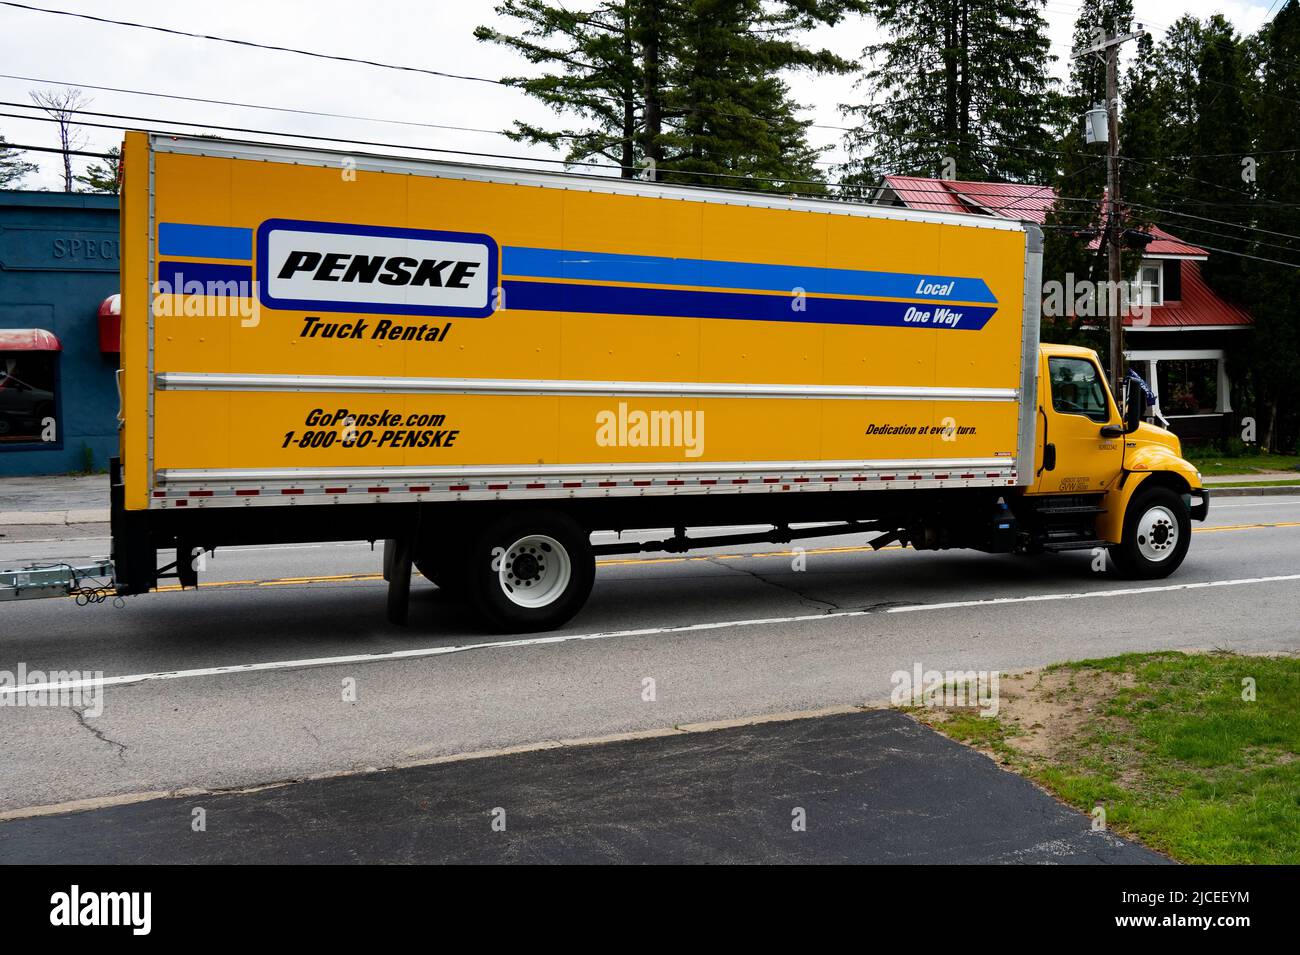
[1048, 357, 1110, 422]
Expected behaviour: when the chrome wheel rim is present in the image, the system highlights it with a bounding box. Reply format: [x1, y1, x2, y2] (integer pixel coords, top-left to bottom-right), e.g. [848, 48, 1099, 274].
[498, 535, 571, 608]
[1136, 505, 1178, 562]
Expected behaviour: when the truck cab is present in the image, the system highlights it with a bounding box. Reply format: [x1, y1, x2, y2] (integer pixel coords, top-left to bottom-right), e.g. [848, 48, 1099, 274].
[1016, 343, 1209, 577]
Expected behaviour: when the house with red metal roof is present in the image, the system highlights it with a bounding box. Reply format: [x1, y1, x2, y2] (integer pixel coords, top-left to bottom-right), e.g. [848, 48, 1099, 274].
[873, 175, 1252, 443]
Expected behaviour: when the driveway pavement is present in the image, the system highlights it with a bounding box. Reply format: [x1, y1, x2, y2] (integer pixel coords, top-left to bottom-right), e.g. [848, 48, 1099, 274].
[0, 710, 1167, 864]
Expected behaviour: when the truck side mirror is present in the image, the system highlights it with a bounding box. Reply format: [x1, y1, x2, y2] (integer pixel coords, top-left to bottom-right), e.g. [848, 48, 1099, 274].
[1124, 384, 1143, 433]
[1102, 382, 1145, 438]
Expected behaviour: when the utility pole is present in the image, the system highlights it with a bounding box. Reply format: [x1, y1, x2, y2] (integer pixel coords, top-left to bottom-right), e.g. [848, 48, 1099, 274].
[1073, 27, 1142, 398]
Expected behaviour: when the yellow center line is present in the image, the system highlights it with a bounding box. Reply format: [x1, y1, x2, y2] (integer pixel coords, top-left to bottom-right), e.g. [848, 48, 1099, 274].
[146, 520, 1296, 591]
[1194, 521, 1300, 533]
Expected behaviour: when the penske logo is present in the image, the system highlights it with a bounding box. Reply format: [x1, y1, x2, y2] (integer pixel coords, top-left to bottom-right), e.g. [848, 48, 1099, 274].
[257, 219, 497, 318]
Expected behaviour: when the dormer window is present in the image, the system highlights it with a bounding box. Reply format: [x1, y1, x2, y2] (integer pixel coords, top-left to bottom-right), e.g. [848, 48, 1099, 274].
[1131, 262, 1163, 306]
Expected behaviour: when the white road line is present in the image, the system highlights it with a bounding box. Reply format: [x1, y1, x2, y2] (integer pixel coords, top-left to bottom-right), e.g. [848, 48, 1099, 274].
[3, 572, 1300, 697]
[886, 572, 1300, 612]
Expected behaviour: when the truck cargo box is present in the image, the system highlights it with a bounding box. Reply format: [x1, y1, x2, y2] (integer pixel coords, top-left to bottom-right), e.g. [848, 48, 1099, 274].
[119, 132, 1041, 512]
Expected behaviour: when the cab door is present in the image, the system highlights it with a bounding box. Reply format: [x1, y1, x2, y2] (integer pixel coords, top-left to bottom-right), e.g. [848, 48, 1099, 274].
[1033, 354, 1123, 495]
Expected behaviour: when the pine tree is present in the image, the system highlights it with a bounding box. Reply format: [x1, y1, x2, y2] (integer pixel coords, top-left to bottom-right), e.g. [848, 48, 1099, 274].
[0, 135, 37, 188]
[476, 0, 859, 188]
[840, 0, 1057, 186]
[1243, 0, 1300, 452]
[655, 0, 854, 192]
[74, 145, 121, 194]
[1187, 16, 1253, 301]
[474, 1, 642, 176]
[1039, 0, 1133, 348]
[1117, 16, 1254, 294]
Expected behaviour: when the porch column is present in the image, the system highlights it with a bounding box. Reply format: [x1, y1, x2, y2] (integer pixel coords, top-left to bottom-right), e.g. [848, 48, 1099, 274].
[1217, 358, 1232, 414]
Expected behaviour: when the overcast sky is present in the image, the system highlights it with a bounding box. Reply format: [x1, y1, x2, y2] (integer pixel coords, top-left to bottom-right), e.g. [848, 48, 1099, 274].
[0, 0, 1280, 191]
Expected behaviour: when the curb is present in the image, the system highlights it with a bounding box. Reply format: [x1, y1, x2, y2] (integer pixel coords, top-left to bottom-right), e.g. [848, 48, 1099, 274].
[0, 509, 110, 526]
[1207, 485, 1300, 497]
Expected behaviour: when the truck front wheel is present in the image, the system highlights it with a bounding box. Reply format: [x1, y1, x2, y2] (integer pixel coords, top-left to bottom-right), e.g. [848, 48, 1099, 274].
[463, 510, 595, 633]
[1108, 485, 1191, 579]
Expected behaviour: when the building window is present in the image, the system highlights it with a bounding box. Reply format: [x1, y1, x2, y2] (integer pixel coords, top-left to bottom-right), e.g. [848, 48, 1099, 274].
[0, 350, 59, 445]
[1131, 262, 1163, 306]
[1157, 359, 1219, 415]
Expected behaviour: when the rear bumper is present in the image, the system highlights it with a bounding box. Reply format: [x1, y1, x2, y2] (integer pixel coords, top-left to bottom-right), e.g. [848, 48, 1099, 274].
[1188, 487, 1210, 522]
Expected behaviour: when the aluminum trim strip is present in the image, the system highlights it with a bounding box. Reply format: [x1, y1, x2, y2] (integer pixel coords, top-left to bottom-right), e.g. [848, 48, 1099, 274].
[154, 372, 1018, 402]
[156, 459, 1016, 485]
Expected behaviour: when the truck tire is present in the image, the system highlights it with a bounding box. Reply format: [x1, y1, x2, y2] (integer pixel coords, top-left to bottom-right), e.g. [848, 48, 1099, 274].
[462, 510, 594, 633]
[1108, 485, 1190, 579]
[413, 558, 445, 589]
[413, 536, 466, 592]
[385, 536, 413, 625]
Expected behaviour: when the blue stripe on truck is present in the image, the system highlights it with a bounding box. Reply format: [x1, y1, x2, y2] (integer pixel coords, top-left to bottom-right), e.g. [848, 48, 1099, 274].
[502, 280, 997, 330]
[503, 246, 996, 305]
[159, 223, 253, 260]
[157, 261, 253, 294]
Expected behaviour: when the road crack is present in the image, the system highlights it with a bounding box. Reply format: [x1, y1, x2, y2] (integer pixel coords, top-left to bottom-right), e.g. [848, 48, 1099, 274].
[71, 707, 128, 763]
[703, 555, 844, 612]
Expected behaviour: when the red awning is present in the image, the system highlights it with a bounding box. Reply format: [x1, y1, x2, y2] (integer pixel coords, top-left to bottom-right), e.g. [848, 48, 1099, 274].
[0, 328, 61, 351]
[98, 293, 121, 354]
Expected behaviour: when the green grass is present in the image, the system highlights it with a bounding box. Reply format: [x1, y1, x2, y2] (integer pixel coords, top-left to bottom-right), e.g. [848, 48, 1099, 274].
[921, 651, 1300, 864]
[1185, 452, 1300, 476]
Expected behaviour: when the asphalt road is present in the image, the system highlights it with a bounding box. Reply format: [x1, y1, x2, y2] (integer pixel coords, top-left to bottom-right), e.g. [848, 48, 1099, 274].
[1, 493, 1298, 860]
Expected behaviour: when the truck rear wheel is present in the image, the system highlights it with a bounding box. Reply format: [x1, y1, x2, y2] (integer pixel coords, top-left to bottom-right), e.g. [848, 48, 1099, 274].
[1108, 485, 1190, 579]
[462, 510, 594, 633]
[413, 557, 446, 589]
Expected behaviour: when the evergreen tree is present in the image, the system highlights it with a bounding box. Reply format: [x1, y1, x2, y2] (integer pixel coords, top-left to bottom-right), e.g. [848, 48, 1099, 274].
[1039, 0, 1133, 348]
[1187, 16, 1253, 301]
[0, 135, 36, 188]
[656, 0, 852, 192]
[1243, 0, 1300, 452]
[1118, 17, 1254, 297]
[476, 0, 859, 188]
[74, 145, 121, 194]
[474, 1, 642, 175]
[840, 0, 1057, 185]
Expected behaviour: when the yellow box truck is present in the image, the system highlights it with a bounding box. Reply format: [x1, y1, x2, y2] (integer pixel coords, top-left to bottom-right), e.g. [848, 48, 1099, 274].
[104, 132, 1208, 631]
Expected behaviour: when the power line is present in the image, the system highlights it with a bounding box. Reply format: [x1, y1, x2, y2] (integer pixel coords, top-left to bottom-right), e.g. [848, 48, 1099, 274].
[0, 141, 114, 159]
[1119, 154, 1289, 208]
[0, 71, 847, 168]
[0, 1, 856, 134]
[0, 107, 898, 193]
[0, 107, 825, 188]
[0, 2, 511, 88]
[0, 71, 542, 140]
[2, 106, 1121, 213]
[1126, 146, 1300, 161]
[1140, 227, 1300, 269]
[1128, 215, 1300, 256]
[1126, 200, 1300, 244]
[15, 102, 1284, 237]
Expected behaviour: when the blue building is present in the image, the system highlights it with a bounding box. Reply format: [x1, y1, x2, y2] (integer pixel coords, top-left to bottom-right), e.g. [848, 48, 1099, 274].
[0, 191, 120, 476]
